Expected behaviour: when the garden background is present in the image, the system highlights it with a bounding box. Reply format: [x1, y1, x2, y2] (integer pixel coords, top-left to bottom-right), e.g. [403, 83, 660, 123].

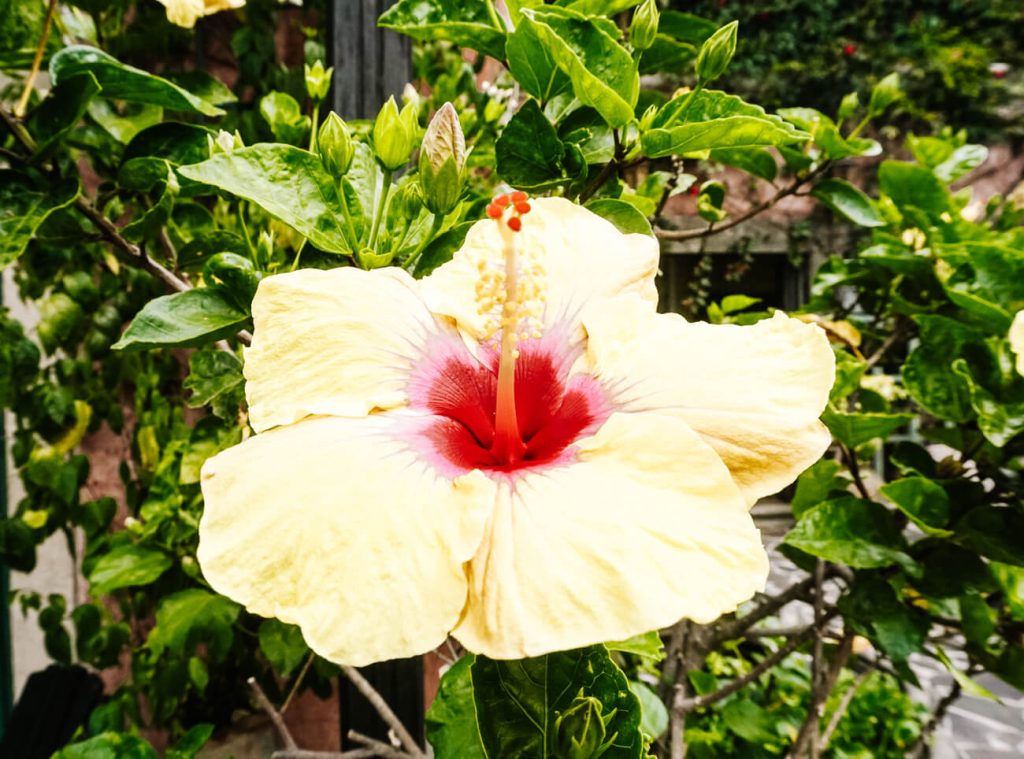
[2, 0, 1024, 757]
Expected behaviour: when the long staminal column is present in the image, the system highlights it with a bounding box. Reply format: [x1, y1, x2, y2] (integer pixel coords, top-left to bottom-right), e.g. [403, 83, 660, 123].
[486, 193, 532, 463]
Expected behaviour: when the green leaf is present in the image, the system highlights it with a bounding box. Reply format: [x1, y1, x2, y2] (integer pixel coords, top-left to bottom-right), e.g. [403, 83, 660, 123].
[123, 122, 212, 168]
[122, 169, 178, 242]
[791, 458, 845, 518]
[934, 144, 988, 183]
[113, 287, 249, 351]
[778, 107, 879, 160]
[940, 243, 1024, 331]
[472, 645, 645, 758]
[880, 477, 952, 537]
[506, 17, 569, 102]
[956, 507, 1024, 567]
[630, 681, 668, 741]
[88, 544, 172, 595]
[722, 699, 779, 743]
[378, 0, 507, 60]
[53, 732, 157, 759]
[934, 646, 1000, 701]
[585, 198, 652, 235]
[179, 145, 352, 254]
[657, 11, 717, 47]
[838, 577, 928, 662]
[28, 72, 102, 156]
[694, 20, 737, 84]
[426, 656, 487, 759]
[260, 91, 310, 145]
[0, 172, 79, 270]
[811, 178, 884, 228]
[878, 160, 951, 219]
[183, 349, 244, 417]
[642, 116, 805, 158]
[784, 496, 912, 569]
[821, 408, 911, 448]
[867, 72, 901, 117]
[710, 147, 777, 182]
[258, 619, 309, 677]
[413, 221, 474, 278]
[952, 359, 1024, 448]
[147, 588, 240, 659]
[606, 630, 665, 661]
[167, 724, 214, 759]
[51, 46, 224, 117]
[902, 315, 989, 422]
[496, 99, 582, 190]
[521, 7, 639, 127]
[640, 34, 696, 76]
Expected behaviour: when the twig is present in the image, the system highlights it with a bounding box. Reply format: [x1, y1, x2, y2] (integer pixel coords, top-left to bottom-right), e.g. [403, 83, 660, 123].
[819, 667, 872, 750]
[864, 320, 907, 370]
[677, 608, 839, 713]
[281, 652, 316, 714]
[708, 575, 819, 649]
[839, 444, 871, 500]
[249, 676, 299, 750]
[15, 0, 59, 117]
[906, 681, 962, 759]
[578, 128, 622, 203]
[341, 665, 425, 757]
[655, 163, 830, 242]
[669, 681, 687, 759]
[348, 731, 417, 759]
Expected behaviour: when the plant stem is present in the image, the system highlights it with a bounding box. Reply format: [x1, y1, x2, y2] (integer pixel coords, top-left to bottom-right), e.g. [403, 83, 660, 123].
[367, 168, 393, 251]
[340, 665, 425, 757]
[403, 212, 444, 274]
[337, 179, 360, 250]
[15, 0, 59, 118]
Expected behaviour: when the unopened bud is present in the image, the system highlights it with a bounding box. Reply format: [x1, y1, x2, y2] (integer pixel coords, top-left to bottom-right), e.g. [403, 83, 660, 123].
[209, 129, 244, 155]
[695, 20, 738, 84]
[318, 112, 355, 177]
[304, 60, 333, 102]
[630, 0, 659, 52]
[373, 96, 418, 171]
[419, 102, 467, 215]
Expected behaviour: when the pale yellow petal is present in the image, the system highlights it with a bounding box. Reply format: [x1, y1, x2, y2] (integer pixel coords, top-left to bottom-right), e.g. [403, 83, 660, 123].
[584, 302, 835, 504]
[158, 0, 205, 27]
[420, 197, 659, 342]
[198, 415, 495, 666]
[453, 412, 768, 659]
[245, 267, 441, 432]
[1010, 311, 1024, 377]
[203, 0, 244, 12]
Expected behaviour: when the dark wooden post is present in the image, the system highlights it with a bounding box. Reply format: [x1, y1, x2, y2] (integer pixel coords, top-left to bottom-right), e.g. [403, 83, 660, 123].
[330, 0, 412, 120]
[328, 0, 422, 749]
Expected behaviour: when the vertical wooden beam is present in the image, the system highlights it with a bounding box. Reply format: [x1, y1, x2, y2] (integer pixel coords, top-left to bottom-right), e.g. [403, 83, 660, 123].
[328, 0, 421, 748]
[330, 0, 412, 119]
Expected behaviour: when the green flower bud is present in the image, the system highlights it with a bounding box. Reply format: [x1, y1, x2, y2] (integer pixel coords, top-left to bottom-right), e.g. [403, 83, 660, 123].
[629, 0, 659, 52]
[418, 102, 467, 216]
[209, 129, 244, 155]
[256, 230, 275, 269]
[695, 20, 738, 84]
[373, 96, 418, 171]
[390, 181, 424, 224]
[318, 112, 355, 177]
[554, 696, 616, 759]
[304, 60, 333, 102]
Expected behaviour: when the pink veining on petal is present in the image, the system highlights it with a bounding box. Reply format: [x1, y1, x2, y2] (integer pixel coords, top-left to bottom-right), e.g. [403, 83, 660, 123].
[404, 329, 611, 480]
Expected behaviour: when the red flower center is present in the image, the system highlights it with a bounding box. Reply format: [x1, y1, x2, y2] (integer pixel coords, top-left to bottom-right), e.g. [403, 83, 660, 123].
[408, 337, 609, 476]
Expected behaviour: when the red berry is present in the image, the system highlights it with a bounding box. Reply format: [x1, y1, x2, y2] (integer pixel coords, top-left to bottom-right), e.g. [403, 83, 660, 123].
[486, 203, 503, 219]
[994, 70, 1007, 79]
[494, 194, 511, 207]
[689, 185, 700, 196]
[507, 216, 522, 232]
[515, 201, 531, 214]
[843, 44, 857, 56]
[510, 191, 528, 203]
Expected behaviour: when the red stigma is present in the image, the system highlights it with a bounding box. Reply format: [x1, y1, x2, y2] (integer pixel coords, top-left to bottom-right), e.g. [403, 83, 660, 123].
[507, 216, 522, 232]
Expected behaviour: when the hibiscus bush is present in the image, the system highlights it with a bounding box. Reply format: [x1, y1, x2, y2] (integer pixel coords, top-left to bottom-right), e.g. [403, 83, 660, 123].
[1, 1, 1023, 758]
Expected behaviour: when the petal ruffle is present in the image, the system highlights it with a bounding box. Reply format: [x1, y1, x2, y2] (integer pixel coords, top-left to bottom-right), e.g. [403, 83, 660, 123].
[244, 267, 442, 432]
[420, 197, 659, 342]
[452, 412, 767, 659]
[584, 303, 835, 504]
[198, 415, 496, 666]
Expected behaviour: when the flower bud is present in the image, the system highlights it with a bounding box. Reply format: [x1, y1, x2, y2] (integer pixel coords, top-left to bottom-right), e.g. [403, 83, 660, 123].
[629, 0, 659, 52]
[695, 20, 738, 84]
[256, 230, 275, 268]
[305, 60, 333, 102]
[391, 181, 424, 223]
[209, 128, 244, 155]
[418, 102, 467, 216]
[373, 96, 419, 171]
[318, 112, 355, 177]
[554, 696, 615, 759]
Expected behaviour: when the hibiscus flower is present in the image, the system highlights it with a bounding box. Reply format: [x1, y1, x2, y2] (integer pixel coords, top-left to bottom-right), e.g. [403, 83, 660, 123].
[197, 196, 835, 665]
[157, 0, 244, 29]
